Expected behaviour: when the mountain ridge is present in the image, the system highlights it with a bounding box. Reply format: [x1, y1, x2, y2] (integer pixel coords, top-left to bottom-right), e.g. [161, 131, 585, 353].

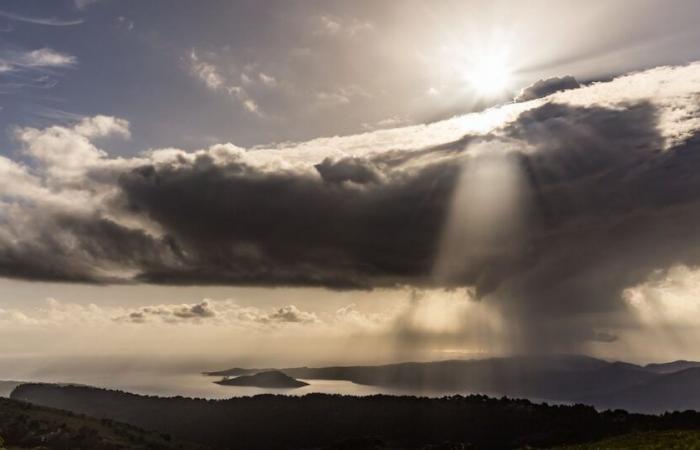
[206, 354, 700, 413]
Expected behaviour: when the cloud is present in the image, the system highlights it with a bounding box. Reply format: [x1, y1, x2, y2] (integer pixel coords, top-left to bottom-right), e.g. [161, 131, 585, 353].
[0, 10, 83, 26]
[116, 300, 217, 324]
[314, 156, 383, 185]
[267, 305, 319, 324]
[0, 48, 77, 73]
[19, 48, 77, 67]
[0, 48, 76, 95]
[116, 16, 134, 31]
[362, 116, 409, 131]
[316, 15, 373, 37]
[3, 62, 700, 351]
[113, 300, 318, 326]
[186, 50, 263, 115]
[188, 50, 224, 90]
[74, 0, 101, 10]
[624, 265, 700, 325]
[315, 86, 370, 108]
[258, 72, 277, 87]
[515, 75, 581, 102]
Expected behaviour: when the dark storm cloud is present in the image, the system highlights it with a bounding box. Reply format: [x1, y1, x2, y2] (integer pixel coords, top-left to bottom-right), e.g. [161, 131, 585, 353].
[110, 98, 700, 326]
[3, 64, 700, 350]
[514, 75, 581, 102]
[0, 212, 174, 284]
[117, 148, 456, 288]
[314, 156, 383, 184]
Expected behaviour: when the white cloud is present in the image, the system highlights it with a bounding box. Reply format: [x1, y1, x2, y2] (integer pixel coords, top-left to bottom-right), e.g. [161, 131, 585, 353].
[74, 115, 131, 139]
[259, 72, 277, 87]
[243, 99, 261, 114]
[316, 15, 373, 37]
[267, 305, 318, 324]
[74, 0, 101, 10]
[316, 90, 350, 106]
[187, 50, 264, 116]
[113, 300, 320, 326]
[315, 86, 370, 108]
[319, 15, 341, 35]
[188, 50, 224, 90]
[624, 265, 700, 325]
[14, 115, 131, 183]
[362, 116, 408, 131]
[116, 16, 134, 31]
[0, 48, 77, 74]
[240, 72, 252, 85]
[0, 48, 76, 95]
[21, 48, 76, 67]
[0, 10, 82, 26]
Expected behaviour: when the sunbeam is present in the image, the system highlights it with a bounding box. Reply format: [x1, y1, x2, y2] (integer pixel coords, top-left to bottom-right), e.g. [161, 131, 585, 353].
[433, 141, 529, 293]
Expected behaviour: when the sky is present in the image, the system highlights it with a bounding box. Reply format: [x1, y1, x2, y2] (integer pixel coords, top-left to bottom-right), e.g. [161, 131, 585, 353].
[3, 0, 700, 379]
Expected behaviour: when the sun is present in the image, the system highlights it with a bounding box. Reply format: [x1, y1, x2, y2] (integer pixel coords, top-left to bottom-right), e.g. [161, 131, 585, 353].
[464, 49, 513, 97]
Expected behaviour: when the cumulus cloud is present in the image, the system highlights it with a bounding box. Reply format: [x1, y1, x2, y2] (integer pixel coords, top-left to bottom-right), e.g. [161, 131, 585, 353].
[116, 300, 217, 323]
[515, 75, 580, 102]
[267, 305, 319, 324]
[113, 300, 319, 326]
[0, 297, 324, 329]
[624, 265, 700, 325]
[4, 62, 700, 351]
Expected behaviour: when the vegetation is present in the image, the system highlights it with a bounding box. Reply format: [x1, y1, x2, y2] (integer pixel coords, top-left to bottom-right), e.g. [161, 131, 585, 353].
[12, 384, 700, 449]
[0, 396, 202, 450]
[215, 370, 308, 388]
[558, 430, 700, 449]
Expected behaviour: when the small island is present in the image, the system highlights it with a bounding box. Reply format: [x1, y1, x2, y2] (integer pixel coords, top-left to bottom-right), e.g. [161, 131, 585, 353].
[215, 370, 309, 388]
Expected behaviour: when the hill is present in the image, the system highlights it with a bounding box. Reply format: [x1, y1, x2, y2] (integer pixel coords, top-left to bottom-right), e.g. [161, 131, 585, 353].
[205, 355, 700, 412]
[214, 370, 308, 388]
[12, 383, 700, 449]
[645, 360, 700, 374]
[0, 395, 203, 450]
[583, 367, 700, 413]
[0, 381, 23, 398]
[558, 430, 700, 449]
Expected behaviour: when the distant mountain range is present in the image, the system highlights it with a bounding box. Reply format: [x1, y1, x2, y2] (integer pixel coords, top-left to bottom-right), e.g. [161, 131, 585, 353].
[206, 355, 700, 413]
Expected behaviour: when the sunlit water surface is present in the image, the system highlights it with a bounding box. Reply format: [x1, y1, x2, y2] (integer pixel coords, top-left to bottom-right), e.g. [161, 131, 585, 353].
[1, 372, 466, 399]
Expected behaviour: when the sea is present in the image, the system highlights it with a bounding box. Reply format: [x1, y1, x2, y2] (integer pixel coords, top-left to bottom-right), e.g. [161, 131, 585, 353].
[0, 371, 458, 400]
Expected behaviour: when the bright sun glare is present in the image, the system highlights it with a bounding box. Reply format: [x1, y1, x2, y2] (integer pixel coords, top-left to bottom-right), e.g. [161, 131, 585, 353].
[464, 50, 513, 97]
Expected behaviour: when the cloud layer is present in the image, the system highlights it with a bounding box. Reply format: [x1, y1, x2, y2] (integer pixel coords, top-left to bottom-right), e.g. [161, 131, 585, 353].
[514, 75, 580, 102]
[3, 62, 700, 350]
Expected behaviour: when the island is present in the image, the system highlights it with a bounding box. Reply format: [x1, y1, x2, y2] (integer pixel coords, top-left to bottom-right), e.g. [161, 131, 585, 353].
[214, 370, 309, 388]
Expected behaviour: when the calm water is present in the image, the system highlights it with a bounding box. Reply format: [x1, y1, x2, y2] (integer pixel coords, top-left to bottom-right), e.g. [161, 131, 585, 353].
[1, 372, 462, 399]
